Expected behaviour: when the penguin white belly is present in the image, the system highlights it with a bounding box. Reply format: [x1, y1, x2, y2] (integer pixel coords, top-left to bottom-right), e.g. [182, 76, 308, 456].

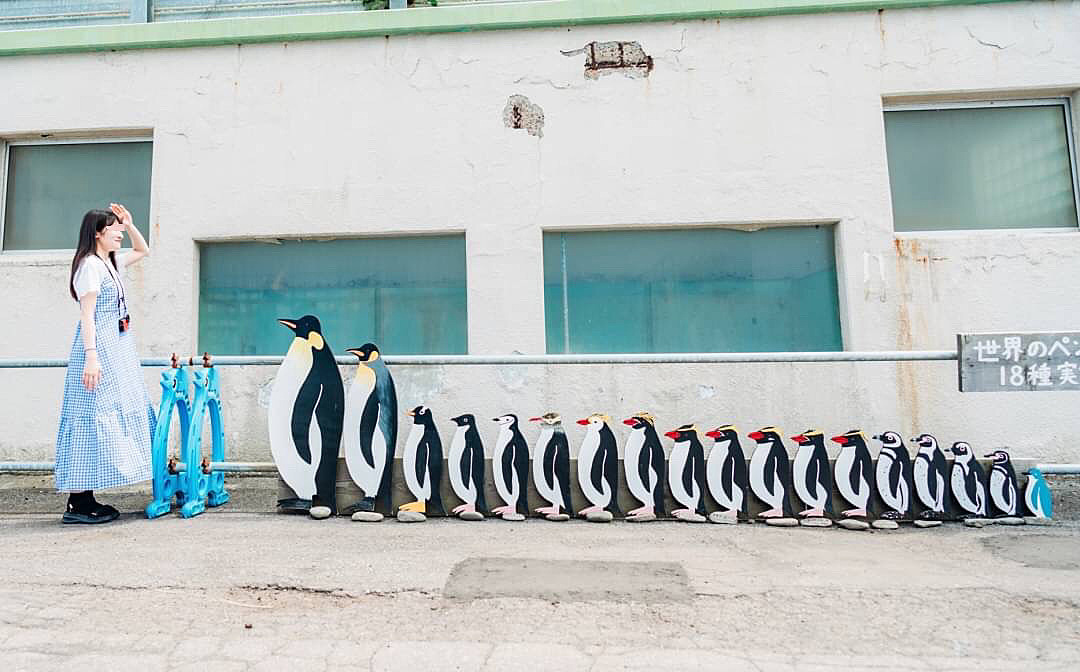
[913, 456, 933, 508]
[532, 428, 559, 506]
[577, 431, 605, 506]
[876, 455, 903, 512]
[792, 447, 815, 507]
[707, 448, 735, 510]
[448, 428, 474, 504]
[1025, 478, 1047, 518]
[343, 370, 383, 496]
[402, 424, 428, 501]
[990, 468, 1013, 515]
[835, 448, 868, 508]
[749, 445, 781, 510]
[268, 344, 319, 500]
[952, 465, 977, 514]
[668, 443, 695, 510]
[492, 428, 515, 506]
[623, 431, 650, 506]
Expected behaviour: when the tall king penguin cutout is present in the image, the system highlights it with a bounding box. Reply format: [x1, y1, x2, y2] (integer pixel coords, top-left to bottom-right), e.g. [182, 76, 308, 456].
[576, 414, 621, 523]
[343, 343, 397, 522]
[268, 316, 344, 519]
[530, 413, 573, 522]
[398, 405, 445, 522]
[623, 412, 667, 522]
[449, 414, 487, 521]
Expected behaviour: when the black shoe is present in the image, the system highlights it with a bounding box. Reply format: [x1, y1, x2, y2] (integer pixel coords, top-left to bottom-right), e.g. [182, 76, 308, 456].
[62, 503, 120, 524]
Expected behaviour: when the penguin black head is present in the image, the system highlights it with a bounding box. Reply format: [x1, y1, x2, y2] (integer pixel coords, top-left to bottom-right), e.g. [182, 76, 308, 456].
[492, 414, 518, 427]
[406, 405, 432, 423]
[622, 412, 655, 430]
[705, 424, 739, 442]
[872, 431, 904, 449]
[984, 449, 1011, 464]
[450, 413, 475, 427]
[345, 343, 381, 363]
[747, 426, 783, 444]
[830, 429, 867, 447]
[790, 429, 823, 446]
[577, 414, 610, 429]
[529, 413, 563, 426]
[910, 433, 939, 450]
[278, 316, 325, 349]
[949, 441, 973, 459]
[664, 424, 699, 442]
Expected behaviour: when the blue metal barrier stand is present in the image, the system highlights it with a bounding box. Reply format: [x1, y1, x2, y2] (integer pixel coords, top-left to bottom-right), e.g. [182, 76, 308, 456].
[205, 366, 230, 508]
[180, 365, 211, 518]
[146, 363, 191, 518]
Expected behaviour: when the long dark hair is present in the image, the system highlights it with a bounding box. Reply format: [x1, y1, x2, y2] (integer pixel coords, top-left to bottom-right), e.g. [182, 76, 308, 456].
[69, 209, 119, 301]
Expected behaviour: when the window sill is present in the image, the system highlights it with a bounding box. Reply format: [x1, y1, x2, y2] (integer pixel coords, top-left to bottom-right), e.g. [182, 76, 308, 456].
[0, 250, 72, 267]
[893, 228, 1080, 240]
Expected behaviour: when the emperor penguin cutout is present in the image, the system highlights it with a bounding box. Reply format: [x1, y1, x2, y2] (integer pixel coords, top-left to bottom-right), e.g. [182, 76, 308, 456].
[873, 431, 912, 522]
[1024, 467, 1053, 520]
[530, 413, 573, 521]
[623, 412, 666, 522]
[831, 429, 874, 526]
[343, 343, 397, 522]
[665, 424, 708, 523]
[398, 405, 444, 522]
[747, 426, 796, 523]
[448, 414, 487, 521]
[985, 450, 1021, 521]
[948, 441, 986, 519]
[704, 425, 748, 524]
[790, 429, 833, 525]
[491, 414, 530, 521]
[911, 433, 950, 525]
[268, 315, 344, 519]
[576, 414, 621, 522]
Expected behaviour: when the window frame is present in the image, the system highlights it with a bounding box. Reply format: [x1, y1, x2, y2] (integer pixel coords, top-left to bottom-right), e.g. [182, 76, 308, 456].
[0, 135, 154, 255]
[882, 97, 1080, 234]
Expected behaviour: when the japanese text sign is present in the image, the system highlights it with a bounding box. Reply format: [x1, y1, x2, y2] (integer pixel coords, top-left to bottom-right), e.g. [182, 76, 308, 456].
[959, 332, 1080, 392]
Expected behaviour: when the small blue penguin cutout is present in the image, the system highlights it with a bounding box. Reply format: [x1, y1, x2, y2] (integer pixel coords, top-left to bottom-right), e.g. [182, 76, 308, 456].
[1024, 468, 1053, 519]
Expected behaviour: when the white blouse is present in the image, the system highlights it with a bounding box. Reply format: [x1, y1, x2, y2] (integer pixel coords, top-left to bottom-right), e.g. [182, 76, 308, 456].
[73, 252, 129, 302]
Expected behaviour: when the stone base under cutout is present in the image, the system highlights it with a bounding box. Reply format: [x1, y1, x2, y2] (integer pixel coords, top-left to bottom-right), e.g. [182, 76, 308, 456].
[871, 519, 899, 530]
[545, 513, 571, 522]
[839, 518, 870, 530]
[708, 512, 738, 525]
[1024, 516, 1055, 526]
[309, 506, 332, 520]
[586, 511, 614, 523]
[500, 512, 526, 522]
[397, 511, 426, 523]
[764, 517, 799, 527]
[800, 517, 833, 528]
[674, 512, 707, 523]
[626, 512, 657, 522]
[459, 511, 484, 521]
[913, 519, 942, 528]
[963, 518, 992, 528]
[351, 511, 384, 522]
[994, 516, 1025, 525]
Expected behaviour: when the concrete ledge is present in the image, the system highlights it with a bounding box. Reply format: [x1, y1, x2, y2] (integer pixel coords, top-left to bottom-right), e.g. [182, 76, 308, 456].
[0, 0, 1025, 57]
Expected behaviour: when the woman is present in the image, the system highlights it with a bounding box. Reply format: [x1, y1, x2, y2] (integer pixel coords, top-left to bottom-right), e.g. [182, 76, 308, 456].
[55, 204, 154, 524]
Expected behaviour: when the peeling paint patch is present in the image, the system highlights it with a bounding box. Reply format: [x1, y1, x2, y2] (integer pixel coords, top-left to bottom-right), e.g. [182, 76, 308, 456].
[697, 384, 716, 400]
[561, 41, 653, 80]
[502, 95, 544, 138]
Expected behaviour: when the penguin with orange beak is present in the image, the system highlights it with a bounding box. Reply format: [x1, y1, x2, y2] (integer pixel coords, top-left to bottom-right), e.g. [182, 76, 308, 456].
[790, 430, 833, 521]
[342, 343, 397, 521]
[747, 427, 794, 520]
[665, 424, 707, 522]
[831, 429, 873, 520]
[268, 316, 344, 519]
[576, 414, 621, 521]
[704, 425, 748, 523]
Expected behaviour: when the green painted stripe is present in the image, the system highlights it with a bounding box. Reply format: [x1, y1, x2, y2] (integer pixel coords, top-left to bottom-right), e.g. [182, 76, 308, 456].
[0, 0, 1024, 57]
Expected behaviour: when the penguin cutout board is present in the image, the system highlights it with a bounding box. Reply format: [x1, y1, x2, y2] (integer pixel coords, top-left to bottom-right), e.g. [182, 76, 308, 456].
[704, 425, 748, 523]
[491, 414, 530, 520]
[985, 450, 1020, 519]
[948, 441, 987, 519]
[448, 414, 488, 520]
[398, 405, 445, 521]
[830, 430, 873, 520]
[268, 315, 344, 518]
[1024, 467, 1053, 519]
[872, 431, 912, 521]
[790, 429, 833, 520]
[343, 343, 398, 520]
[747, 427, 795, 521]
[530, 413, 573, 521]
[665, 424, 708, 522]
[623, 412, 667, 522]
[911, 433, 951, 522]
[576, 414, 621, 521]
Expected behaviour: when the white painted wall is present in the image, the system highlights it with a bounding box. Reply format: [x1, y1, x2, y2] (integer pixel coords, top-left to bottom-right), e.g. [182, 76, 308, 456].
[1, 1, 1079, 464]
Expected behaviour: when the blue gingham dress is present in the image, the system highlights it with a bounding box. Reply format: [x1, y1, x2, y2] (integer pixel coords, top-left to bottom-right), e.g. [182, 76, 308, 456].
[55, 257, 155, 491]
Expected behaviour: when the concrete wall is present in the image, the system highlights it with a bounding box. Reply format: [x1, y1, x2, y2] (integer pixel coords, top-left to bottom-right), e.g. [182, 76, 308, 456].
[2, 1, 1079, 463]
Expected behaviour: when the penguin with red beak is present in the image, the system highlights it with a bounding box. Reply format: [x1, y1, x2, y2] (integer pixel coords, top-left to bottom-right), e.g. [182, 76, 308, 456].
[790, 430, 833, 521]
[665, 424, 707, 522]
[747, 427, 794, 521]
[622, 412, 666, 522]
[576, 414, 621, 521]
[831, 430, 874, 520]
[704, 425, 748, 523]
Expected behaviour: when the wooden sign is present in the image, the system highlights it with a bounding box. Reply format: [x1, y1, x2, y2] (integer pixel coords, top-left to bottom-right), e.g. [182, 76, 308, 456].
[959, 332, 1080, 392]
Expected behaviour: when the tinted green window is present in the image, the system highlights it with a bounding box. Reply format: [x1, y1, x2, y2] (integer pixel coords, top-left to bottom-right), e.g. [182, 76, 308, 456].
[543, 227, 842, 354]
[199, 236, 467, 355]
[885, 103, 1079, 232]
[2, 141, 153, 250]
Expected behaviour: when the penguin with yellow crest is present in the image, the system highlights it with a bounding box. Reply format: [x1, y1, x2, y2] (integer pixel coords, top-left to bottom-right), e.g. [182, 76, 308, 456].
[576, 413, 621, 522]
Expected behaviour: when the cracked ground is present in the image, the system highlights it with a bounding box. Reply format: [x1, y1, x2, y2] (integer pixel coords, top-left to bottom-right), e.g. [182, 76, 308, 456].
[2, 512, 1079, 671]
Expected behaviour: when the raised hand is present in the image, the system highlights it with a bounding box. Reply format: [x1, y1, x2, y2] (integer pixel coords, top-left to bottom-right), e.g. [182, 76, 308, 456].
[109, 203, 133, 228]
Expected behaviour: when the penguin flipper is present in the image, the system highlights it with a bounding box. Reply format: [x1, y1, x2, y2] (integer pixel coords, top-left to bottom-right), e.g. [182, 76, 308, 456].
[605, 443, 622, 515]
[290, 374, 321, 464]
[429, 434, 445, 515]
[469, 434, 488, 514]
[649, 436, 667, 515]
[554, 433, 572, 513]
[692, 445, 706, 516]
